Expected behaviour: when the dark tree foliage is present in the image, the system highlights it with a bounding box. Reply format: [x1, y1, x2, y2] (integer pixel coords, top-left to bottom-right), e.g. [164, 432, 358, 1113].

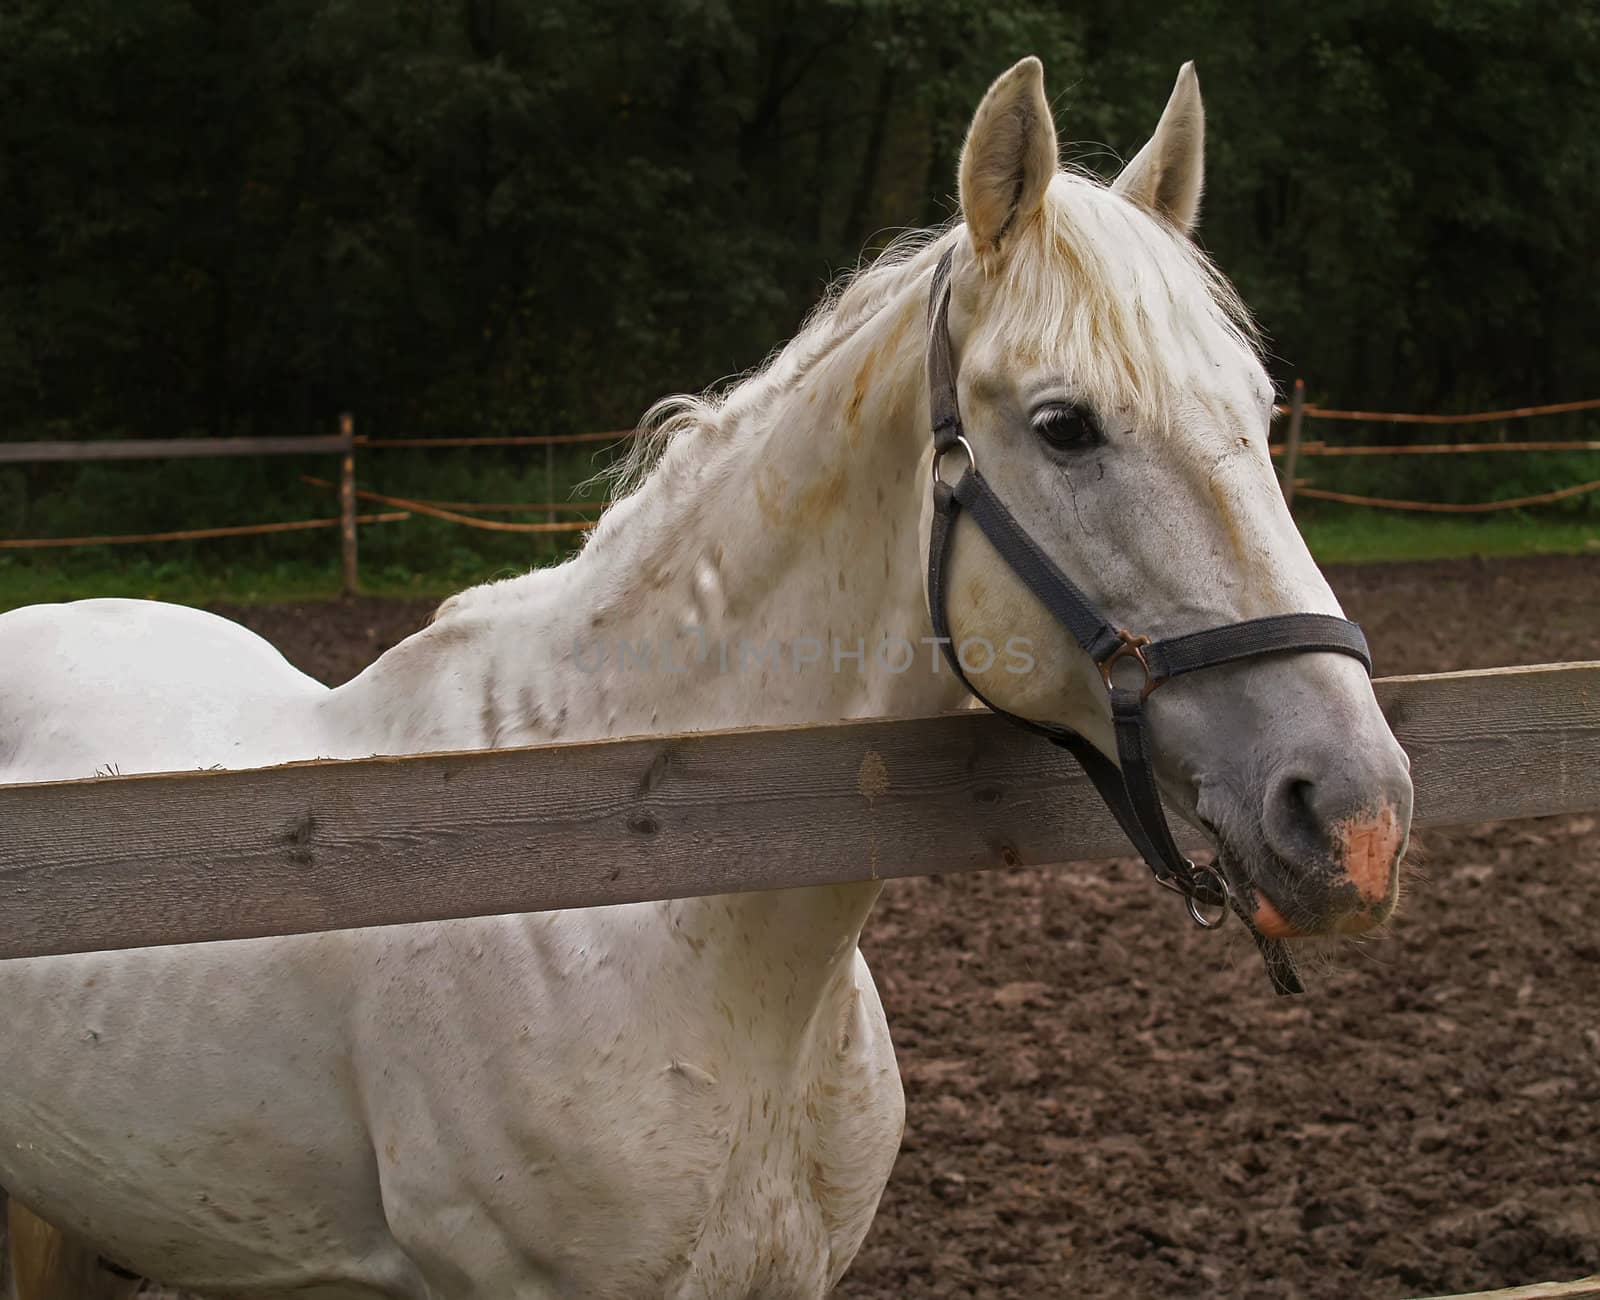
[2, 0, 1598, 447]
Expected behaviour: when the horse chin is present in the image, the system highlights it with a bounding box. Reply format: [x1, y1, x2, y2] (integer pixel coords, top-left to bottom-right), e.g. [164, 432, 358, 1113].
[1215, 843, 1398, 943]
[1249, 887, 1311, 940]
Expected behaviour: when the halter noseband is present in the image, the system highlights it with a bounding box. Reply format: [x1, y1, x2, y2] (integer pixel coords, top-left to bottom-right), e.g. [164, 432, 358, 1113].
[923, 249, 1373, 996]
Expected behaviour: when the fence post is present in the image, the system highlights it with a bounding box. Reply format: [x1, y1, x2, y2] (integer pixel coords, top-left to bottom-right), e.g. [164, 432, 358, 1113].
[1281, 378, 1306, 511]
[545, 440, 555, 527]
[339, 413, 359, 596]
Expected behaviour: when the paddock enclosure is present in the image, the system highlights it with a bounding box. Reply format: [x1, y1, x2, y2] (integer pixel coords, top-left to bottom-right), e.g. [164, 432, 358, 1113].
[0, 552, 1595, 1298]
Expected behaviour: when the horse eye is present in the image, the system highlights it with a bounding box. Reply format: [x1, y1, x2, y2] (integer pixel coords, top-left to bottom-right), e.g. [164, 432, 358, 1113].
[1030, 404, 1099, 450]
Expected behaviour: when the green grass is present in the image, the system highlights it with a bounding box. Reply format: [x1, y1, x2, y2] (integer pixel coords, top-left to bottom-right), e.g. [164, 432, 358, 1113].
[2, 508, 1597, 615]
[0, 555, 459, 613]
[1296, 510, 1600, 564]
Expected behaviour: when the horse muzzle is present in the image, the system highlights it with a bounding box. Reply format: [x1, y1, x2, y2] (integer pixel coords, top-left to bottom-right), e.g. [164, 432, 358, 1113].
[1246, 752, 1414, 938]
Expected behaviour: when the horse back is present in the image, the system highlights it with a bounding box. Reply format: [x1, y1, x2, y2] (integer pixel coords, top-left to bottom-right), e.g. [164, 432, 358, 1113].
[0, 597, 328, 785]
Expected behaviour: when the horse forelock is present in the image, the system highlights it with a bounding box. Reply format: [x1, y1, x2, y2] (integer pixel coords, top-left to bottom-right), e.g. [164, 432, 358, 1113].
[984, 170, 1265, 430]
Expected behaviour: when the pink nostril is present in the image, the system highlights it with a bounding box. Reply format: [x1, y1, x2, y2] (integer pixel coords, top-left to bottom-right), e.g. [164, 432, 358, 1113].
[1333, 803, 1405, 905]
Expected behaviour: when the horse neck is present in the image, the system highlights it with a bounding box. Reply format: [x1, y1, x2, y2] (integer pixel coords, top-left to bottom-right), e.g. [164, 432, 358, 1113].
[567, 289, 957, 737]
[324, 266, 965, 999]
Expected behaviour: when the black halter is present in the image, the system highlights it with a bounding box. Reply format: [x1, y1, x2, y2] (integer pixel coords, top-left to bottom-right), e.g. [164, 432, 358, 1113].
[923, 250, 1373, 996]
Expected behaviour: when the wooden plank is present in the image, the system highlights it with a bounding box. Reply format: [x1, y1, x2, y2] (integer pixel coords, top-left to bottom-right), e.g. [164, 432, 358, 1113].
[355, 430, 634, 448]
[0, 714, 1113, 959]
[0, 663, 1596, 960]
[1409, 1274, 1600, 1300]
[1375, 663, 1600, 826]
[0, 435, 352, 463]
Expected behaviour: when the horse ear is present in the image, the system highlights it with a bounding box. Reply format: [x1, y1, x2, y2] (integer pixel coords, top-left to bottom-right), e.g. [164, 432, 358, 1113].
[959, 57, 1059, 263]
[1113, 62, 1206, 234]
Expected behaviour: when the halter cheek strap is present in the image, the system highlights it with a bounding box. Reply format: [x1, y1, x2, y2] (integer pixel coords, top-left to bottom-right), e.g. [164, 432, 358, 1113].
[923, 249, 1373, 996]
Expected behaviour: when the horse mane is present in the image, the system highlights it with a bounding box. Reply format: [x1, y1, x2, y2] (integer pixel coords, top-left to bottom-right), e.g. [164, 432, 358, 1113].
[588, 166, 1261, 549]
[599, 225, 957, 503]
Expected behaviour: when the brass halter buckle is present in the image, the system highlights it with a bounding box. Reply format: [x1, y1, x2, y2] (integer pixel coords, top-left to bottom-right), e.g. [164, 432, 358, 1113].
[1099, 630, 1163, 701]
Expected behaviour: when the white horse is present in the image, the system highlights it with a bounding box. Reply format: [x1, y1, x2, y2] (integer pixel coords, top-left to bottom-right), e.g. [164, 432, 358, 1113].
[0, 59, 1411, 1299]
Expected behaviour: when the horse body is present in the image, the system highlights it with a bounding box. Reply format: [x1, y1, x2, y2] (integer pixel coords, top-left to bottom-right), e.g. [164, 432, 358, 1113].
[1, 60, 1414, 1298]
[0, 209, 941, 1295]
[0, 877, 900, 1298]
[0, 601, 916, 1296]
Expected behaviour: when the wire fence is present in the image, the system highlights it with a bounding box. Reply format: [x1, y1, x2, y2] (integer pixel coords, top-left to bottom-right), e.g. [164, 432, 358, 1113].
[299, 475, 603, 534]
[0, 512, 409, 551]
[4, 384, 1599, 580]
[1290, 480, 1600, 513]
[1272, 381, 1600, 513]
[1287, 395, 1600, 425]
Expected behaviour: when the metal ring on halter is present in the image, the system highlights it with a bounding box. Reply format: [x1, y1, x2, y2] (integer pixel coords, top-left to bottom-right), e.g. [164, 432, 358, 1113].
[1184, 863, 1229, 929]
[1099, 630, 1164, 701]
[931, 434, 977, 487]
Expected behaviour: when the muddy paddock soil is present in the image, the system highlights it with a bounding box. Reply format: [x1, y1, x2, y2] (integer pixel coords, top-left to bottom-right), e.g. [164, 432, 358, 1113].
[39, 556, 1600, 1297]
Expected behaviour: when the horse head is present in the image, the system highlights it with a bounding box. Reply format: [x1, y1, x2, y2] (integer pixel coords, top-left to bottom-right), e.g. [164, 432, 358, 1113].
[930, 59, 1413, 942]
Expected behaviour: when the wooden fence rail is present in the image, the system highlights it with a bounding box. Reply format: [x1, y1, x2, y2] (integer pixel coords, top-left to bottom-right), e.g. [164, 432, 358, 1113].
[1, 662, 1596, 962]
[0, 435, 351, 463]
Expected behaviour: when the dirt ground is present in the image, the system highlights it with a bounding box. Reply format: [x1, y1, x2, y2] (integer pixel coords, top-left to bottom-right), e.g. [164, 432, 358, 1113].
[21, 555, 1600, 1297]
